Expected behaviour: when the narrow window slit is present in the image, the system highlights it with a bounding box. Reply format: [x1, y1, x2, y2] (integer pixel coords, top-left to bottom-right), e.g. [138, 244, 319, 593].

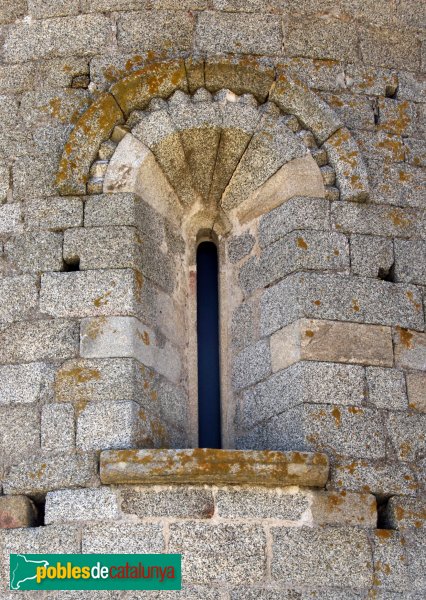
[196, 241, 222, 449]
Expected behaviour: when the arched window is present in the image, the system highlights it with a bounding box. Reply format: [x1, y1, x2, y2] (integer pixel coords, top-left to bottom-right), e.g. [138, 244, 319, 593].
[196, 241, 222, 448]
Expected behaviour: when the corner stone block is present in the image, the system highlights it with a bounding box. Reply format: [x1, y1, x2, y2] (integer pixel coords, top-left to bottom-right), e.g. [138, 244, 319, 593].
[270, 318, 393, 371]
[169, 522, 266, 585]
[80, 316, 181, 383]
[76, 400, 143, 451]
[383, 496, 426, 530]
[2, 451, 99, 496]
[110, 60, 188, 116]
[121, 486, 215, 519]
[0, 496, 38, 529]
[57, 93, 124, 195]
[310, 490, 377, 528]
[269, 74, 342, 144]
[394, 328, 426, 371]
[45, 488, 120, 524]
[271, 526, 372, 588]
[323, 127, 370, 202]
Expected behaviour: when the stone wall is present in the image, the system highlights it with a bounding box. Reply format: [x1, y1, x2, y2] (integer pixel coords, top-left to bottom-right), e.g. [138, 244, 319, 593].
[0, 0, 425, 597]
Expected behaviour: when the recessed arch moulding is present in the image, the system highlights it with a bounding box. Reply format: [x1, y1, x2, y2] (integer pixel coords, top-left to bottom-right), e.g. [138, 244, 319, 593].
[56, 56, 370, 450]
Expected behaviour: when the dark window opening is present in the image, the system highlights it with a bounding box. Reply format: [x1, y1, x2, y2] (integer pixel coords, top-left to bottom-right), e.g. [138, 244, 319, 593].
[197, 241, 222, 449]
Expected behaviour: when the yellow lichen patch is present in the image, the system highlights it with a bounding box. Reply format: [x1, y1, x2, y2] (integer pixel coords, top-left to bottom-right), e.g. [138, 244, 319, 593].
[137, 330, 150, 346]
[406, 291, 422, 312]
[75, 398, 89, 416]
[84, 316, 107, 341]
[313, 299, 322, 306]
[134, 270, 144, 299]
[396, 326, 414, 349]
[93, 290, 112, 307]
[58, 367, 101, 385]
[305, 329, 315, 338]
[352, 299, 360, 312]
[399, 170, 412, 182]
[331, 407, 341, 427]
[375, 529, 392, 539]
[388, 209, 411, 228]
[378, 100, 412, 136]
[376, 135, 405, 162]
[348, 406, 363, 415]
[297, 236, 308, 250]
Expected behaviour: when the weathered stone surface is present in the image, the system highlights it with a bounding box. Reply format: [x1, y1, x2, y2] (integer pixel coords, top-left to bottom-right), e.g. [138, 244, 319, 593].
[387, 412, 426, 462]
[195, 11, 281, 55]
[24, 196, 83, 231]
[270, 319, 393, 371]
[384, 496, 426, 530]
[121, 486, 215, 519]
[311, 490, 377, 528]
[264, 404, 385, 460]
[169, 521, 266, 584]
[0, 405, 40, 462]
[84, 193, 140, 227]
[261, 272, 424, 336]
[45, 488, 120, 524]
[0, 362, 55, 405]
[110, 60, 187, 115]
[0, 319, 79, 364]
[354, 130, 406, 164]
[76, 400, 144, 451]
[40, 269, 138, 318]
[398, 71, 426, 103]
[0, 204, 20, 235]
[3, 450, 98, 496]
[100, 449, 329, 487]
[372, 530, 409, 592]
[369, 160, 425, 209]
[351, 235, 394, 279]
[279, 56, 346, 94]
[204, 56, 274, 102]
[3, 14, 111, 63]
[0, 0, 26, 23]
[332, 201, 426, 240]
[406, 372, 426, 413]
[271, 526, 372, 587]
[232, 339, 271, 390]
[41, 403, 75, 451]
[216, 487, 309, 521]
[360, 28, 421, 70]
[80, 316, 182, 383]
[394, 328, 426, 371]
[323, 127, 369, 202]
[57, 93, 124, 195]
[330, 460, 417, 496]
[4, 231, 63, 273]
[0, 164, 9, 202]
[405, 138, 426, 169]
[28, 0, 80, 18]
[239, 361, 365, 430]
[228, 233, 255, 263]
[13, 154, 59, 200]
[378, 98, 415, 137]
[321, 92, 375, 131]
[366, 367, 407, 410]
[0, 275, 38, 325]
[405, 530, 426, 593]
[270, 74, 341, 144]
[259, 196, 330, 248]
[117, 11, 194, 53]
[394, 240, 426, 285]
[82, 522, 163, 554]
[0, 496, 37, 530]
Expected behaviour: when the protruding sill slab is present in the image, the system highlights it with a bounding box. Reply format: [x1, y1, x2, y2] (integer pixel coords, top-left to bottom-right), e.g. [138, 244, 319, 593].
[100, 448, 329, 487]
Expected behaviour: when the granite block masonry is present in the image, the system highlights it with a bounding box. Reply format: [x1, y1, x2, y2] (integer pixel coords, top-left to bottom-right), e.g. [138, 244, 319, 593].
[0, 2, 425, 597]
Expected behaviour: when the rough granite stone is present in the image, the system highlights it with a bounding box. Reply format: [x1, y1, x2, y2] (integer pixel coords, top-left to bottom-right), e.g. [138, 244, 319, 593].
[117, 11, 194, 53]
[310, 490, 377, 528]
[41, 403, 75, 451]
[259, 196, 330, 248]
[121, 486, 215, 519]
[271, 526, 372, 587]
[0, 204, 22, 235]
[169, 521, 266, 585]
[384, 496, 426, 530]
[0, 275, 39, 325]
[239, 361, 365, 430]
[378, 98, 416, 137]
[386, 412, 426, 462]
[369, 160, 425, 209]
[45, 488, 120, 524]
[351, 235, 394, 279]
[330, 460, 417, 497]
[0, 362, 55, 405]
[0, 496, 38, 530]
[366, 367, 407, 410]
[228, 233, 255, 263]
[0, 406, 40, 462]
[24, 197, 83, 231]
[216, 487, 309, 521]
[76, 400, 146, 451]
[261, 272, 424, 336]
[4, 231, 63, 273]
[372, 530, 409, 592]
[360, 28, 421, 70]
[2, 451, 98, 496]
[394, 240, 426, 286]
[0, 319, 79, 364]
[82, 522, 164, 554]
[394, 328, 426, 371]
[270, 319, 393, 371]
[232, 339, 271, 391]
[231, 300, 257, 352]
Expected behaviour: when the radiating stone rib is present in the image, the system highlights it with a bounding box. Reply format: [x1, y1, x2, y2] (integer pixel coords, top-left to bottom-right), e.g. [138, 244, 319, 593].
[168, 91, 222, 203]
[132, 108, 197, 207]
[209, 96, 260, 206]
[221, 108, 308, 211]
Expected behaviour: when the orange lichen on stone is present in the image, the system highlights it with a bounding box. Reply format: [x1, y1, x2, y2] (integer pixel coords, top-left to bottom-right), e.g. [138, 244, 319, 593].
[352, 299, 360, 312]
[93, 290, 111, 307]
[376, 135, 405, 162]
[305, 329, 315, 338]
[332, 407, 341, 427]
[313, 299, 322, 306]
[406, 291, 422, 311]
[57, 367, 101, 385]
[297, 236, 308, 250]
[375, 529, 392, 539]
[396, 326, 414, 349]
[378, 100, 412, 136]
